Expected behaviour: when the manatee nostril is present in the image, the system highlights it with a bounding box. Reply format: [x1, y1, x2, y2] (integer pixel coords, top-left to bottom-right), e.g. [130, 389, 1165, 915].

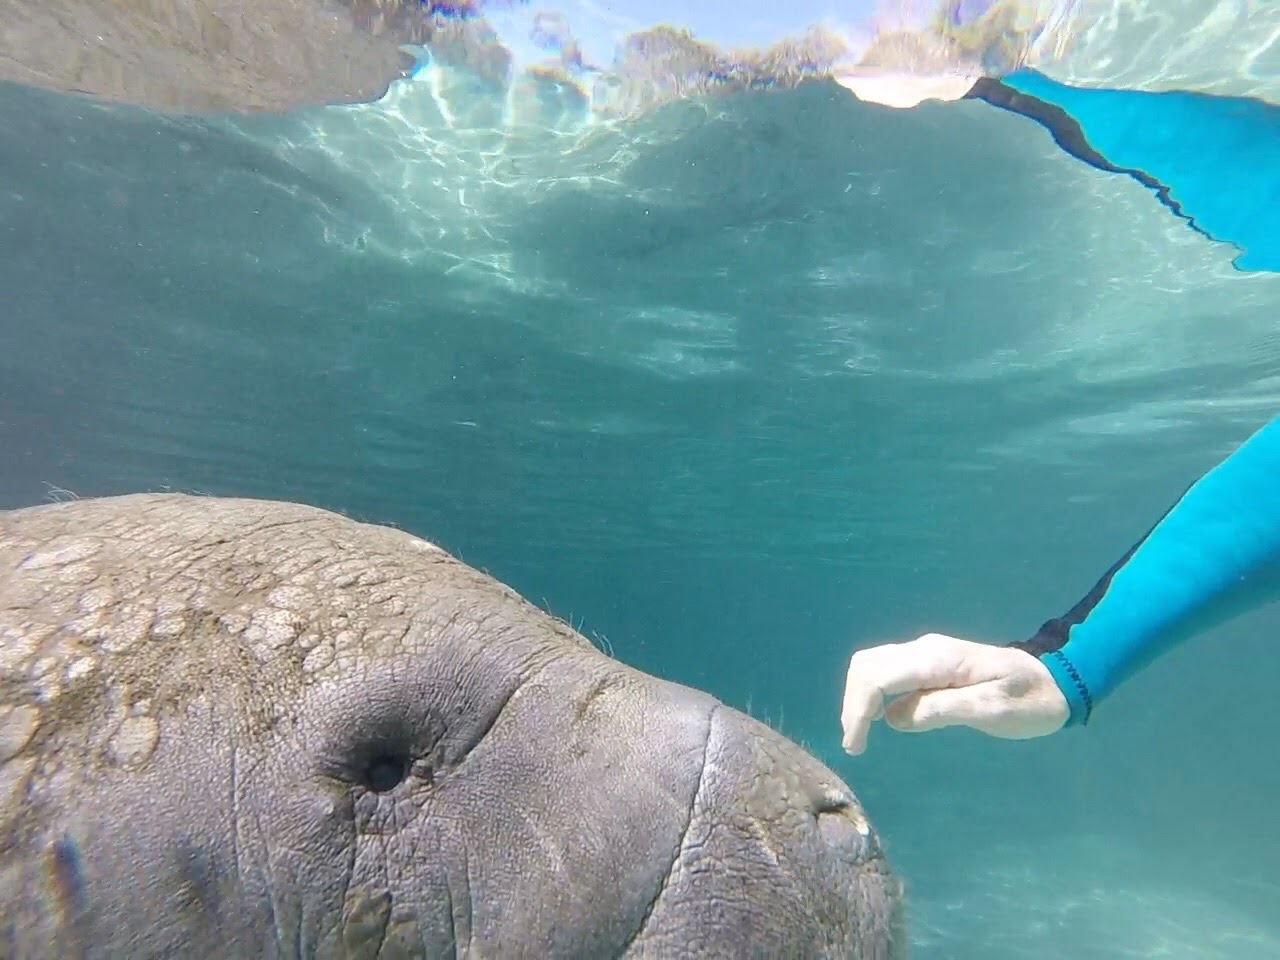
[811, 788, 877, 856]
[361, 753, 410, 793]
[813, 790, 852, 817]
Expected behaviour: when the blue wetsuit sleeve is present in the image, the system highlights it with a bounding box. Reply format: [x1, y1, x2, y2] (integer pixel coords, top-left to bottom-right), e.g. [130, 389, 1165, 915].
[1011, 415, 1280, 727]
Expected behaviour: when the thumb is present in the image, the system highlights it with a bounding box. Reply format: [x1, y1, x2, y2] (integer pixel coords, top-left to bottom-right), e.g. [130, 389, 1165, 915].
[884, 683, 1006, 735]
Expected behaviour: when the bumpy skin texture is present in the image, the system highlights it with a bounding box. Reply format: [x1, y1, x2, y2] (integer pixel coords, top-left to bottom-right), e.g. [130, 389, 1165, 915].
[0, 493, 904, 959]
[0, 0, 417, 114]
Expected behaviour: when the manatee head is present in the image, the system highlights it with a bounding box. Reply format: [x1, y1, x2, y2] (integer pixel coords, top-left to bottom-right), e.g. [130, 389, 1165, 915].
[0, 493, 904, 958]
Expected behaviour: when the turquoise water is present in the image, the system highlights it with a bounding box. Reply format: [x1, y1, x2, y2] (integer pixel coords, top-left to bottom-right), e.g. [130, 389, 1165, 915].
[2, 2, 1280, 956]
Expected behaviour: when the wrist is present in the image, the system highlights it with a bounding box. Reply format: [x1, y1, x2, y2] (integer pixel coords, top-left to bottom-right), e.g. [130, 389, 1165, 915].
[1035, 649, 1092, 727]
[1008, 640, 1089, 728]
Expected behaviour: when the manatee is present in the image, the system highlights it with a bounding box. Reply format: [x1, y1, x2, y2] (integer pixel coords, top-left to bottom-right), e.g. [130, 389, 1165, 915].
[0, 493, 904, 958]
[0, 0, 419, 114]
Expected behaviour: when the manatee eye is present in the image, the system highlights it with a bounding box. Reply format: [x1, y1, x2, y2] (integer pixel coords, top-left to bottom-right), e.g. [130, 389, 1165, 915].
[361, 752, 410, 793]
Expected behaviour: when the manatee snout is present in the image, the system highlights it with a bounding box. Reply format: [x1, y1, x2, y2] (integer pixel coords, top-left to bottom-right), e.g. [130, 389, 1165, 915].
[630, 699, 904, 957]
[0, 493, 905, 958]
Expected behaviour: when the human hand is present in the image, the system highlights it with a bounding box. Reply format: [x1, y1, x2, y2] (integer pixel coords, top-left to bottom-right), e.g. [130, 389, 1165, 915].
[840, 633, 1069, 755]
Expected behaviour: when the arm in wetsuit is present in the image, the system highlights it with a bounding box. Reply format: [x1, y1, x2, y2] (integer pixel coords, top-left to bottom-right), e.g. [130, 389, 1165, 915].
[1010, 415, 1280, 727]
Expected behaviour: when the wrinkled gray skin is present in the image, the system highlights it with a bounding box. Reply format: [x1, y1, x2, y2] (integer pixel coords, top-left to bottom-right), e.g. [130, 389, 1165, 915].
[0, 493, 905, 959]
[0, 0, 419, 114]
